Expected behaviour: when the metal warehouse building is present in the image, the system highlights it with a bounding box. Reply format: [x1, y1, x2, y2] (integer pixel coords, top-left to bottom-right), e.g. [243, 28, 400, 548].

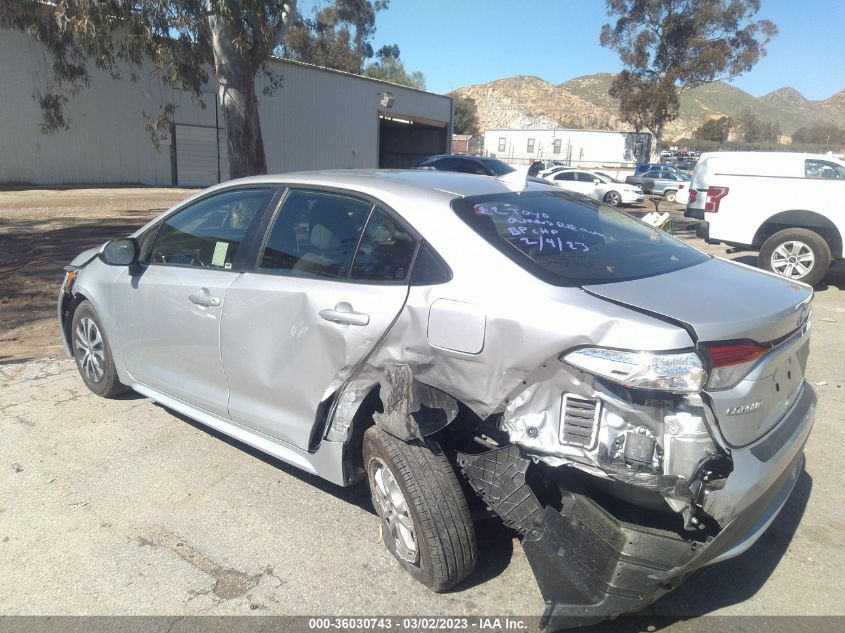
[484, 128, 652, 166]
[0, 30, 453, 186]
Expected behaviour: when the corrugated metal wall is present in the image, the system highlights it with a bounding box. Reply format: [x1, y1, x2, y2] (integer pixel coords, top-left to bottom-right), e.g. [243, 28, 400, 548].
[0, 29, 452, 186]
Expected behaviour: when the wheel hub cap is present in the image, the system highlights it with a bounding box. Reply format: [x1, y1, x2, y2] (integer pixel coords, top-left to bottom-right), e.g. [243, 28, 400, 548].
[370, 458, 418, 564]
[771, 241, 814, 280]
[74, 317, 105, 383]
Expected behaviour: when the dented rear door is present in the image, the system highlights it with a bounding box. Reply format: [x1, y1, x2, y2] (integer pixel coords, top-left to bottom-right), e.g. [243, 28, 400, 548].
[220, 190, 413, 450]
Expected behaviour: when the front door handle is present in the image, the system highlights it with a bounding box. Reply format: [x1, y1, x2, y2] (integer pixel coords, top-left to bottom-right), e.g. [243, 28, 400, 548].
[319, 303, 370, 326]
[189, 293, 221, 307]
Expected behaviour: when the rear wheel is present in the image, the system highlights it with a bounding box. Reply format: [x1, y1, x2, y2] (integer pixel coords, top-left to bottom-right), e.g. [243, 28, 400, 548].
[71, 301, 128, 398]
[759, 228, 831, 286]
[663, 189, 677, 203]
[363, 427, 476, 592]
[603, 191, 622, 206]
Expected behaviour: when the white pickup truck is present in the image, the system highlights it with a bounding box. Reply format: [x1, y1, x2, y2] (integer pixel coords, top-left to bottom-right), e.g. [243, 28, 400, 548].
[686, 151, 845, 285]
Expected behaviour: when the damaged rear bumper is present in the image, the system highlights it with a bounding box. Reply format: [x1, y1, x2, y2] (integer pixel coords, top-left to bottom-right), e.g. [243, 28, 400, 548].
[524, 450, 804, 629]
[457, 383, 814, 629]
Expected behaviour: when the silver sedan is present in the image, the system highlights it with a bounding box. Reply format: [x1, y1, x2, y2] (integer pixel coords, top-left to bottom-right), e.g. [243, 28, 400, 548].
[59, 170, 815, 625]
[626, 168, 691, 202]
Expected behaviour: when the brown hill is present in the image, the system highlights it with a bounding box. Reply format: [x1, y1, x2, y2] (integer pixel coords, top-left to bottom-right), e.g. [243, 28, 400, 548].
[454, 76, 622, 132]
[815, 89, 845, 127]
[458, 74, 844, 141]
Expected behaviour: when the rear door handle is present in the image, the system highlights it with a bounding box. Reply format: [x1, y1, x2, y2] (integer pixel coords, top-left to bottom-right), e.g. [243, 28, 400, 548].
[319, 305, 370, 326]
[189, 293, 221, 307]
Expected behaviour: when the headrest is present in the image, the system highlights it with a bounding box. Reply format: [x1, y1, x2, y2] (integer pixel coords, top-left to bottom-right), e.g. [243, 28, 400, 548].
[310, 223, 340, 251]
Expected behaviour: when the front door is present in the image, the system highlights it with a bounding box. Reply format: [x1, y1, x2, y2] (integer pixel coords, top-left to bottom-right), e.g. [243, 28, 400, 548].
[221, 189, 416, 449]
[114, 186, 277, 415]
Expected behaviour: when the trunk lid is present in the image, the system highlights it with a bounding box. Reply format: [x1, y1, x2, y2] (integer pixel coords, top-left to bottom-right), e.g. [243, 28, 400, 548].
[583, 257, 813, 446]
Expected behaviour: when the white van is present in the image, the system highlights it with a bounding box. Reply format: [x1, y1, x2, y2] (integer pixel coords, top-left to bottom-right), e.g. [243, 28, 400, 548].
[686, 151, 845, 285]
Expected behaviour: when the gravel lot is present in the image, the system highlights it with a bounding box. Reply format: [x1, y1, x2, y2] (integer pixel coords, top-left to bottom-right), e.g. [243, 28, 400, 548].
[1, 188, 844, 628]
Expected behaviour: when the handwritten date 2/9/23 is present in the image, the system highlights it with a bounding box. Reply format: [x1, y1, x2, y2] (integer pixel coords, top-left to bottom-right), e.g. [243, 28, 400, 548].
[474, 204, 608, 242]
[506, 225, 590, 252]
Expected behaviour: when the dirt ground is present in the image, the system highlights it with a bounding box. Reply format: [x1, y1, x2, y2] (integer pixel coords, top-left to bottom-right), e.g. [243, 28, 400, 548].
[0, 187, 198, 362]
[1, 187, 844, 628]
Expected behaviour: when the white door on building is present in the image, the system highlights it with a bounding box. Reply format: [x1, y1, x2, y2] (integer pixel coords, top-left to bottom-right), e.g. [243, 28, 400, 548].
[175, 124, 226, 187]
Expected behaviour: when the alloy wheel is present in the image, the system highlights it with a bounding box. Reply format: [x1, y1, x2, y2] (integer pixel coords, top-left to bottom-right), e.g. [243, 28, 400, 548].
[771, 241, 815, 279]
[74, 316, 105, 383]
[605, 192, 621, 206]
[370, 457, 418, 564]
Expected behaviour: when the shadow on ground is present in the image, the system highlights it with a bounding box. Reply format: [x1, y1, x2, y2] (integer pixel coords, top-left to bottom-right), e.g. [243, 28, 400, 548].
[0, 214, 158, 334]
[156, 401, 516, 592]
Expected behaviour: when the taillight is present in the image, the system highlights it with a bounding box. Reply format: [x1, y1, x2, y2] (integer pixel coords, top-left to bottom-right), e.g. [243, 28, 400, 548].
[562, 348, 706, 393]
[688, 189, 697, 203]
[702, 341, 765, 390]
[704, 186, 729, 212]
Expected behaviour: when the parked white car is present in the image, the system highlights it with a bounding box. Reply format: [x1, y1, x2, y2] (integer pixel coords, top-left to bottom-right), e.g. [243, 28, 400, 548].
[686, 151, 845, 285]
[544, 169, 645, 206]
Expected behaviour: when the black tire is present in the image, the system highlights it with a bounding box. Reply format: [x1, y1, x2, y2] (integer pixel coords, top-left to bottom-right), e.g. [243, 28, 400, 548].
[759, 228, 831, 286]
[70, 300, 128, 398]
[663, 189, 677, 203]
[363, 427, 477, 592]
[603, 191, 622, 206]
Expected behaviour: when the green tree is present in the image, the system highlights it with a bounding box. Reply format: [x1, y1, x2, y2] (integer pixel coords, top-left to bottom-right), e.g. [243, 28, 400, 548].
[737, 111, 780, 143]
[448, 93, 479, 135]
[694, 116, 734, 143]
[600, 0, 777, 147]
[1, 0, 299, 179]
[363, 46, 426, 89]
[284, 0, 389, 74]
[792, 124, 845, 147]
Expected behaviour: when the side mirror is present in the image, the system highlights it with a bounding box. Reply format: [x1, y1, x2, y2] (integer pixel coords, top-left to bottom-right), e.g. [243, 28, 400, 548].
[100, 238, 139, 266]
[593, 179, 601, 185]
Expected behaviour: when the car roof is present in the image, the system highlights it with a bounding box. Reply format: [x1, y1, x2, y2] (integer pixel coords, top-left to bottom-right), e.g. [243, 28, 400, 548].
[203, 169, 554, 200]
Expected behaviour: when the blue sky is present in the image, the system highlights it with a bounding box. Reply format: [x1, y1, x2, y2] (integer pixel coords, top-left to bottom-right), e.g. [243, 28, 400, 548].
[362, 0, 845, 100]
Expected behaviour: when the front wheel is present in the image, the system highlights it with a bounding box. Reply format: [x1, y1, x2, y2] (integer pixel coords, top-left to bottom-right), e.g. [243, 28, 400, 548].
[663, 189, 677, 203]
[603, 191, 622, 206]
[759, 228, 831, 286]
[363, 427, 477, 592]
[71, 301, 128, 398]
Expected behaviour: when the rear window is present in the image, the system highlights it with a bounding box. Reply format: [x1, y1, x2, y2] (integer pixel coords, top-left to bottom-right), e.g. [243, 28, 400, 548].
[452, 191, 708, 285]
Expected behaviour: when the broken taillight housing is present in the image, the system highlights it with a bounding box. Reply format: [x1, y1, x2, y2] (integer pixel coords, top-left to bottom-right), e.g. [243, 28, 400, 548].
[688, 189, 697, 203]
[704, 186, 729, 212]
[562, 348, 706, 393]
[701, 341, 766, 390]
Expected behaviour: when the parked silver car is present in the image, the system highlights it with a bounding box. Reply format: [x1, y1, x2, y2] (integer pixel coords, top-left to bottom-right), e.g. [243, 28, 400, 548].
[59, 170, 814, 626]
[626, 168, 691, 202]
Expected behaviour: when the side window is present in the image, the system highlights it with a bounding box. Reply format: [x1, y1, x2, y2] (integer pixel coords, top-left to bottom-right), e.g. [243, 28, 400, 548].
[806, 159, 845, 180]
[137, 225, 159, 264]
[576, 172, 596, 182]
[498, 137, 506, 152]
[150, 188, 272, 269]
[527, 139, 535, 153]
[470, 161, 490, 175]
[410, 242, 452, 286]
[555, 172, 575, 181]
[553, 139, 562, 154]
[259, 190, 371, 279]
[350, 207, 417, 282]
[439, 158, 483, 174]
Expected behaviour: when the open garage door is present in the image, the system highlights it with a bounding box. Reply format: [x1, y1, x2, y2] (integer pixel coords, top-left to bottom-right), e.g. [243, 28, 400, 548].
[174, 124, 228, 186]
[379, 115, 448, 168]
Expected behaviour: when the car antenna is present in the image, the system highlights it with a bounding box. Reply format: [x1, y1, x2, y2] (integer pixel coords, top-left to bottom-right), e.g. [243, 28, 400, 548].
[497, 169, 528, 192]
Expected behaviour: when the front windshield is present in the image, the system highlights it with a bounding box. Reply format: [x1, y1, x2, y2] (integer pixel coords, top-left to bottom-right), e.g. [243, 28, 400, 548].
[482, 159, 516, 176]
[452, 190, 708, 285]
